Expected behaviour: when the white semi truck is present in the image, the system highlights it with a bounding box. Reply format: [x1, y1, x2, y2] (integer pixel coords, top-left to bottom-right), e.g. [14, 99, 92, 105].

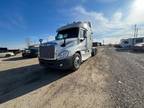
[39, 21, 97, 70]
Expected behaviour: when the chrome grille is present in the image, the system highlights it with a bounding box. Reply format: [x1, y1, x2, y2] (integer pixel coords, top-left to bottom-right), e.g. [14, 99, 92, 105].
[40, 45, 55, 59]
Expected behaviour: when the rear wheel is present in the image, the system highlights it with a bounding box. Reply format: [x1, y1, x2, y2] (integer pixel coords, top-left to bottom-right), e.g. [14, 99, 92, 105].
[91, 48, 97, 57]
[72, 53, 81, 71]
[5, 54, 11, 57]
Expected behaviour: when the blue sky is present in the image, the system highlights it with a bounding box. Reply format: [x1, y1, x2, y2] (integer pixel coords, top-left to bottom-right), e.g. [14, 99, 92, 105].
[0, 0, 144, 48]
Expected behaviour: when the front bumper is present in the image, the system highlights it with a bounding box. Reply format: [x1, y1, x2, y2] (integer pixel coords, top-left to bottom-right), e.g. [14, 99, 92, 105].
[39, 56, 73, 69]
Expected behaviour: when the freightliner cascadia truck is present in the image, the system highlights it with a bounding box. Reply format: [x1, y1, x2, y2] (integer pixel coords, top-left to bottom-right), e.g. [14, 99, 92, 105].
[39, 21, 97, 70]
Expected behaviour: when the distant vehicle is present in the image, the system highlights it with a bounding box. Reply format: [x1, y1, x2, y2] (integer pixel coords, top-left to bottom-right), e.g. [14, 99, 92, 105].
[120, 37, 144, 48]
[93, 42, 102, 47]
[22, 47, 38, 58]
[0, 48, 15, 58]
[39, 21, 97, 70]
[133, 42, 144, 52]
[113, 44, 122, 48]
[8, 49, 21, 55]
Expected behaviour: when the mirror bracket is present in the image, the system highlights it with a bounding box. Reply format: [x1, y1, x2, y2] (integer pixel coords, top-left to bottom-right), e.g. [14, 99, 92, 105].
[79, 38, 84, 42]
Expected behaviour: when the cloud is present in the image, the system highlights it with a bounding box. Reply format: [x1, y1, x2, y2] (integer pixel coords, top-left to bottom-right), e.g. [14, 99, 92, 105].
[28, 34, 55, 45]
[126, 0, 144, 24]
[73, 6, 128, 31]
[73, 6, 109, 33]
[81, 0, 117, 3]
[0, 14, 26, 31]
[96, 0, 117, 2]
[47, 35, 55, 41]
[73, 6, 129, 40]
[71, 1, 144, 44]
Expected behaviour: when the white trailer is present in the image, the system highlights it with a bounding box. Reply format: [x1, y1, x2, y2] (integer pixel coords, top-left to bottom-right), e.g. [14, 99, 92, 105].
[120, 37, 144, 48]
[39, 21, 97, 70]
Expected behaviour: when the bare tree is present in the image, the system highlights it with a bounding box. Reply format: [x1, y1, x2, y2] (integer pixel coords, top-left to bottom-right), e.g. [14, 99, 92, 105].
[25, 38, 32, 48]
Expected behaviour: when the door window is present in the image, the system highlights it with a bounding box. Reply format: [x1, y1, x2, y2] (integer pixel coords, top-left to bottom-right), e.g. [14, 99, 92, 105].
[135, 38, 143, 43]
[79, 29, 87, 39]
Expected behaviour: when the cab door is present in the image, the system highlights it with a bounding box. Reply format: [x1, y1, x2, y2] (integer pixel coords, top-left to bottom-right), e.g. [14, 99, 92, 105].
[79, 28, 90, 60]
[79, 28, 87, 49]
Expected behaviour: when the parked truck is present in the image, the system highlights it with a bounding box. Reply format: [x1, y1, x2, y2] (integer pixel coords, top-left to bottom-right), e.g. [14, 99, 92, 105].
[22, 45, 39, 58]
[39, 21, 97, 70]
[0, 48, 15, 58]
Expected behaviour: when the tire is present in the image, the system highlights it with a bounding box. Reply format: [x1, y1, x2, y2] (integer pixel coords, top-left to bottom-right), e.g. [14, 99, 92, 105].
[5, 54, 11, 57]
[22, 53, 27, 58]
[22, 55, 25, 58]
[91, 48, 97, 57]
[72, 53, 81, 71]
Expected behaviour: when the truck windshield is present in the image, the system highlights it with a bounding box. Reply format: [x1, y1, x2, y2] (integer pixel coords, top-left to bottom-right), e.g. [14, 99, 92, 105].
[56, 28, 79, 40]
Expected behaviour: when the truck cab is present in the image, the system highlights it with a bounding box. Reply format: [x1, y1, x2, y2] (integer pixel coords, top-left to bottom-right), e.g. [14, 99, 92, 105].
[39, 21, 96, 70]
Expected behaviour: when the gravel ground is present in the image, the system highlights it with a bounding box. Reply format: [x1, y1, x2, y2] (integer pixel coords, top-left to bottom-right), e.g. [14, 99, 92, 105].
[0, 47, 144, 108]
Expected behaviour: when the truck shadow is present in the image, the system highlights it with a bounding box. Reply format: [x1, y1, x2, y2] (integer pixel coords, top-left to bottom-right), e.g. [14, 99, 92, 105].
[115, 48, 131, 52]
[2, 56, 33, 61]
[0, 64, 72, 104]
[115, 48, 144, 54]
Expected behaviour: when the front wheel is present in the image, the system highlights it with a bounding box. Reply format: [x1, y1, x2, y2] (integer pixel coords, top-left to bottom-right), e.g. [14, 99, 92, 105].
[72, 53, 81, 71]
[5, 54, 11, 57]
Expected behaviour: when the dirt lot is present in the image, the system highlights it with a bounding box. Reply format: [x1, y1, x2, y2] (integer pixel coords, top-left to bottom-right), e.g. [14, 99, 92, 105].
[0, 47, 144, 108]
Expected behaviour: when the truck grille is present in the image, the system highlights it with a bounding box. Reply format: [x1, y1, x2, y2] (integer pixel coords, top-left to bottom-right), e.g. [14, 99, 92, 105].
[39, 45, 55, 59]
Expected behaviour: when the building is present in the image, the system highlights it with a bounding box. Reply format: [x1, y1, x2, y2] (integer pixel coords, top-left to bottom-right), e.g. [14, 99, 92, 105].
[120, 37, 144, 48]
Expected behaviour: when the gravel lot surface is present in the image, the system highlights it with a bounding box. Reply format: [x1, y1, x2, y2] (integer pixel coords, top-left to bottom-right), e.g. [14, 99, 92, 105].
[0, 47, 144, 108]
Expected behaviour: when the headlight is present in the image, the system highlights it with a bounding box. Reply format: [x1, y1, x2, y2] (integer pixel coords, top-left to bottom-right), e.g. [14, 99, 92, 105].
[58, 50, 69, 59]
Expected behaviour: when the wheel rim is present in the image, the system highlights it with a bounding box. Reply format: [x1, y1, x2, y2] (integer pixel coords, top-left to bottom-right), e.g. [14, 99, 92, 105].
[74, 56, 80, 69]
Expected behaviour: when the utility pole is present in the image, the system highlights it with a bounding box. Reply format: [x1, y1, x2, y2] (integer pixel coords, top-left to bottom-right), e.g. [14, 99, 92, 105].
[136, 28, 138, 38]
[134, 24, 136, 38]
[134, 24, 139, 38]
[133, 24, 139, 46]
[103, 40, 104, 46]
